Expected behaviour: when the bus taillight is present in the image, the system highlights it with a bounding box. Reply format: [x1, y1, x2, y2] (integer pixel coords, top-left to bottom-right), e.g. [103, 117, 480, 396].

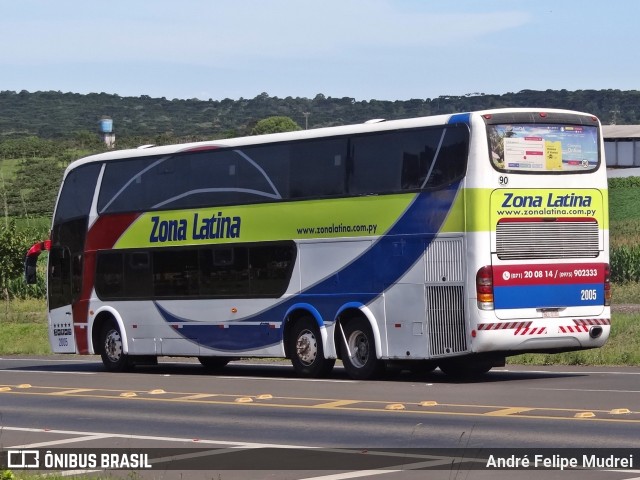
[476, 265, 494, 310]
[604, 263, 611, 306]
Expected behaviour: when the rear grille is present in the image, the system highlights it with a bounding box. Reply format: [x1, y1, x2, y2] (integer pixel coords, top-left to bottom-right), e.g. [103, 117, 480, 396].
[424, 238, 467, 357]
[496, 219, 599, 260]
[427, 286, 467, 357]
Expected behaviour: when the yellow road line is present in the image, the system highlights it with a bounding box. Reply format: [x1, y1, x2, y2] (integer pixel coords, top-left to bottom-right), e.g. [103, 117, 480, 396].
[180, 393, 218, 401]
[51, 388, 94, 395]
[484, 407, 534, 416]
[312, 400, 359, 408]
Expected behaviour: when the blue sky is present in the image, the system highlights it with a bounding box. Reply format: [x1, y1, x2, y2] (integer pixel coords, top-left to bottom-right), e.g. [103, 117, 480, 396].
[1, 0, 638, 101]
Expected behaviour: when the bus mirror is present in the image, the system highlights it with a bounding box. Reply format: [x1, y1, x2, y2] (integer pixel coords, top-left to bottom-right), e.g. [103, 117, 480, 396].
[24, 255, 38, 284]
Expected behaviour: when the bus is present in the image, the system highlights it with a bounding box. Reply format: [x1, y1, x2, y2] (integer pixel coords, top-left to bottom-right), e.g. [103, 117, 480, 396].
[25, 108, 610, 379]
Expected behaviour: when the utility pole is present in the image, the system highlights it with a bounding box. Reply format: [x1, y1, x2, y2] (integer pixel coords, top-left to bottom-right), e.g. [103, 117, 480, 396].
[302, 112, 310, 130]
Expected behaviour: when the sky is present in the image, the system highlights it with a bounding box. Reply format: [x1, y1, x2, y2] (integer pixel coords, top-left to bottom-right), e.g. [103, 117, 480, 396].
[1, 0, 639, 102]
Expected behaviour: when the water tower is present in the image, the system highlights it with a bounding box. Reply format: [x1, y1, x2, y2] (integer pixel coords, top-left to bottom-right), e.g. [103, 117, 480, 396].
[98, 116, 115, 148]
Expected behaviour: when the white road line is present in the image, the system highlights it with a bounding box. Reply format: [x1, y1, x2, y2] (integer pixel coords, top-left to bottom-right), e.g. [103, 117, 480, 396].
[531, 388, 640, 393]
[2, 426, 305, 449]
[497, 368, 640, 376]
[0, 369, 96, 375]
[297, 458, 474, 480]
[11, 434, 112, 449]
[298, 470, 393, 480]
[0, 358, 95, 363]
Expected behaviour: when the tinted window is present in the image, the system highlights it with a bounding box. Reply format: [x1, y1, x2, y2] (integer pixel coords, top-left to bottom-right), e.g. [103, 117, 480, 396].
[95, 252, 124, 298]
[423, 125, 469, 188]
[350, 128, 445, 194]
[95, 242, 296, 300]
[54, 163, 102, 224]
[97, 126, 469, 214]
[289, 138, 347, 198]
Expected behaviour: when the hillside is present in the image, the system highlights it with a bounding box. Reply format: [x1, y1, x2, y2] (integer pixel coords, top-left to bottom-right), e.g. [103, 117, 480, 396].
[1, 89, 639, 140]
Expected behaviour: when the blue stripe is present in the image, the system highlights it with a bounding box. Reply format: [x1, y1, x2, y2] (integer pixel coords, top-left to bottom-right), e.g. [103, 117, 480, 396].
[495, 284, 603, 309]
[157, 184, 462, 351]
[448, 112, 471, 126]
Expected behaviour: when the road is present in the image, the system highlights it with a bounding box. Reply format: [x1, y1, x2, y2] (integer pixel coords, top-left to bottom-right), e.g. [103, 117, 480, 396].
[0, 356, 639, 479]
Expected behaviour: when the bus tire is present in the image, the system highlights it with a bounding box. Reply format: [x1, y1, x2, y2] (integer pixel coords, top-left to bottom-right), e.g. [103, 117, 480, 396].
[198, 357, 231, 371]
[100, 321, 130, 372]
[340, 318, 384, 380]
[289, 317, 335, 378]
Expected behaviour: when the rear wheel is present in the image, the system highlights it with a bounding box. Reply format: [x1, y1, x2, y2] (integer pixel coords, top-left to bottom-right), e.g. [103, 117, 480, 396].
[289, 317, 335, 378]
[100, 321, 130, 372]
[340, 318, 384, 380]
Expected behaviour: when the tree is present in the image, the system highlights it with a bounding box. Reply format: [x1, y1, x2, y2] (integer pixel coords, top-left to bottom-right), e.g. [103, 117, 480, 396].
[250, 116, 301, 135]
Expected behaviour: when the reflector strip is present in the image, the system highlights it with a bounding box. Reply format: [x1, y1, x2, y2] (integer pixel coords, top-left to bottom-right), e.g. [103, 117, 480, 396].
[559, 325, 589, 333]
[477, 322, 532, 331]
[514, 326, 547, 335]
[574, 318, 610, 326]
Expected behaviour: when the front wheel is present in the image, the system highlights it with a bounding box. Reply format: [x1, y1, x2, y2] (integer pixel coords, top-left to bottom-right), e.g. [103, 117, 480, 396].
[289, 317, 335, 378]
[340, 318, 384, 380]
[100, 321, 130, 372]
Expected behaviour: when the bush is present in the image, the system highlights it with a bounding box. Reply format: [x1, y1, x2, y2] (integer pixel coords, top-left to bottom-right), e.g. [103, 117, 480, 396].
[0, 221, 48, 300]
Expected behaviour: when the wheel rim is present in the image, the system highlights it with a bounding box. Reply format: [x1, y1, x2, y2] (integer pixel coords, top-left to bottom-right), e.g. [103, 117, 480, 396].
[104, 328, 123, 363]
[295, 329, 318, 366]
[347, 329, 369, 368]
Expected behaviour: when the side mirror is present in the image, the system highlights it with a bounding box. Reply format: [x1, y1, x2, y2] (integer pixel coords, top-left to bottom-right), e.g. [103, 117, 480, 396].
[24, 255, 38, 284]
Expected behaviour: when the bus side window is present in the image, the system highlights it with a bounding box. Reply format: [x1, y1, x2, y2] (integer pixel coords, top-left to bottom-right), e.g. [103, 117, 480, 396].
[423, 127, 469, 189]
[95, 252, 124, 298]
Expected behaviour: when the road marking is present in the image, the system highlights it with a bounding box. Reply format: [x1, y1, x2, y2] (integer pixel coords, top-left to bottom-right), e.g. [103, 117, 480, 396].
[533, 387, 640, 393]
[2, 383, 640, 424]
[0, 369, 96, 375]
[297, 457, 479, 480]
[11, 434, 111, 449]
[179, 393, 218, 400]
[52, 388, 94, 395]
[2, 425, 303, 449]
[484, 407, 533, 416]
[313, 400, 359, 408]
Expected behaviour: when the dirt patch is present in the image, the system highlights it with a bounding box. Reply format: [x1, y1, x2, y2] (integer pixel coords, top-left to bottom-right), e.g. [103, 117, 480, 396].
[611, 304, 640, 314]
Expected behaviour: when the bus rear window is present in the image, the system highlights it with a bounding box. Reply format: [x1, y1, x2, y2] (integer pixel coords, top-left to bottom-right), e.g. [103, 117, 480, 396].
[488, 123, 599, 173]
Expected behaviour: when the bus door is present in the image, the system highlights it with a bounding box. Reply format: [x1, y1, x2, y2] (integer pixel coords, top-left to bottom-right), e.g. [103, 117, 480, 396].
[48, 217, 91, 353]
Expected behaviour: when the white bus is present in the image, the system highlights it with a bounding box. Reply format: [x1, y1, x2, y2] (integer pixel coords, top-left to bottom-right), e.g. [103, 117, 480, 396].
[26, 108, 610, 379]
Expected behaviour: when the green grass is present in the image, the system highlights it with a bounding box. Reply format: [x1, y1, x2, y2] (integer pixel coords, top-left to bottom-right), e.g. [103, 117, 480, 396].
[611, 281, 640, 303]
[0, 299, 50, 355]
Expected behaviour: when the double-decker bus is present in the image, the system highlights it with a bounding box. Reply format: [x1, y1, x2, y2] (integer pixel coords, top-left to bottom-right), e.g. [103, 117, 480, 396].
[25, 108, 610, 379]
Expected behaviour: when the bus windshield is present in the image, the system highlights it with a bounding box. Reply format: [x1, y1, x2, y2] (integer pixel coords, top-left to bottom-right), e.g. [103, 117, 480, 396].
[488, 123, 599, 173]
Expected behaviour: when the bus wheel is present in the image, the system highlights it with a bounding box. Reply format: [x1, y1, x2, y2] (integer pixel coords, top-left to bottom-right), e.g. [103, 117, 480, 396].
[341, 318, 384, 380]
[100, 321, 130, 372]
[290, 317, 335, 378]
[198, 357, 231, 371]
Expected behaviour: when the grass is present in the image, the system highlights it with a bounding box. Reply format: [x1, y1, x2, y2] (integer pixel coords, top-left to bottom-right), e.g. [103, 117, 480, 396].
[611, 281, 640, 303]
[0, 298, 49, 355]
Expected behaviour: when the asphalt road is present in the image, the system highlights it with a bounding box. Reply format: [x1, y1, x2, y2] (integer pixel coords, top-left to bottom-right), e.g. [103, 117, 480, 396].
[0, 356, 639, 480]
